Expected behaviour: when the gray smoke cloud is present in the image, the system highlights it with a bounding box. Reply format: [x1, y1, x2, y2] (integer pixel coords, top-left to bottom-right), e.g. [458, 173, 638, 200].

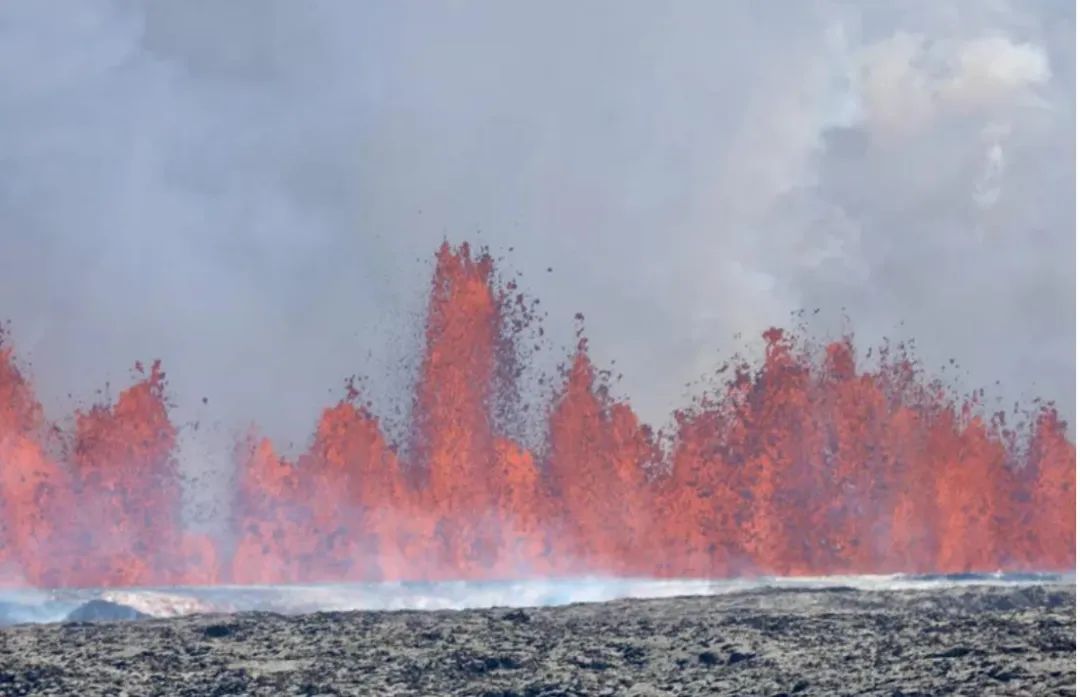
[0, 0, 1073, 475]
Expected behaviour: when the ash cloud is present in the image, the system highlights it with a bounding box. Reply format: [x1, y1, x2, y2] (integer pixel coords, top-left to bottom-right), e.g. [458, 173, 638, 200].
[0, 0, 1072, 468]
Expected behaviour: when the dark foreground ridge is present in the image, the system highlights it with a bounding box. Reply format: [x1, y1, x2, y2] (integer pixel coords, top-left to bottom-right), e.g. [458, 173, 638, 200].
[0, 583, 1073, 696]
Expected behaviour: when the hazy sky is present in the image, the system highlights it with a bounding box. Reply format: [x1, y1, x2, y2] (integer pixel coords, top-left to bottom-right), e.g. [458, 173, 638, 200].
[0, 1, 1074, 463]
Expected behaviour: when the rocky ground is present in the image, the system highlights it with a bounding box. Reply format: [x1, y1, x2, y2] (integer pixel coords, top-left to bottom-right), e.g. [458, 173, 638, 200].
[0, 583, 1073, 696]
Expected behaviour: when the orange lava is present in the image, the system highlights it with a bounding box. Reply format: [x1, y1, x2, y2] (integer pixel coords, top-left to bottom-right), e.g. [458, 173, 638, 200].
[0, 244, 1073, 589]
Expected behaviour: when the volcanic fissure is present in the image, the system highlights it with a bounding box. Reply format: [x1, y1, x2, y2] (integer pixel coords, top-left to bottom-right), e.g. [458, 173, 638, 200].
[0, 242, 1073, 589]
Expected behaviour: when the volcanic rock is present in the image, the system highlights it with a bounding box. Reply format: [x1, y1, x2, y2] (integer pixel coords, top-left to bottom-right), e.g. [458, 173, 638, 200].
[0, 583, 1072, 696]
[64, 599, 150, 623]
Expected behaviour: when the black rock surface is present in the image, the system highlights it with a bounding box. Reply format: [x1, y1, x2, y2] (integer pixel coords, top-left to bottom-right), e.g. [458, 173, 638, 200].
[63, 600, 150, 623]
[0, 583, 1073, 696]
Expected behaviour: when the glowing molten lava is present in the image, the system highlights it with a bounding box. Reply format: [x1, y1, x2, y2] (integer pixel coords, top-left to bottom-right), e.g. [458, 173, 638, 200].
[0, 243, 1074, 588]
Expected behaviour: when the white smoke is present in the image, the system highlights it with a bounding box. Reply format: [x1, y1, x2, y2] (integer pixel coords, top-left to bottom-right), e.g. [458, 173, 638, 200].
[0, 0, 1071, 483]
[0, 573, 1072, 625]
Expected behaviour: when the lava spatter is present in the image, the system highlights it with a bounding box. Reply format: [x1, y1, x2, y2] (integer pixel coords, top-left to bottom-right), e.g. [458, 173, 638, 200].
[0, 243, 1072, 589]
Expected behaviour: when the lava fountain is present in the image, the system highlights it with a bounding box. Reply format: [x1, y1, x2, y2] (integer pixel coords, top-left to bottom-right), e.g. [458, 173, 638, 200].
[0, 242, 1073, 589]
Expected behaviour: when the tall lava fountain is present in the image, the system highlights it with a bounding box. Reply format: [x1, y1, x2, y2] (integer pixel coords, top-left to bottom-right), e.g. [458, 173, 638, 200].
[0, 242, 1074, 589]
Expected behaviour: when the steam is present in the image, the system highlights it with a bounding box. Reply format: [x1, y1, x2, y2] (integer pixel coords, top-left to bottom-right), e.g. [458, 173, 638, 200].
[0, 573, 1072, 627]
[0, 0, 1072, 473]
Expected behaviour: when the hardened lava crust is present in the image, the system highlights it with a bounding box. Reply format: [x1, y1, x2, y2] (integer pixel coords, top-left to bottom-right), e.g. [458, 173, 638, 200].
[0, 583, 1073, 697]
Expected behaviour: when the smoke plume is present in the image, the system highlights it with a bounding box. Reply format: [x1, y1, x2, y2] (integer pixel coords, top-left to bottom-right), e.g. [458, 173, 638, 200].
[0, 2, 1073, 579]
